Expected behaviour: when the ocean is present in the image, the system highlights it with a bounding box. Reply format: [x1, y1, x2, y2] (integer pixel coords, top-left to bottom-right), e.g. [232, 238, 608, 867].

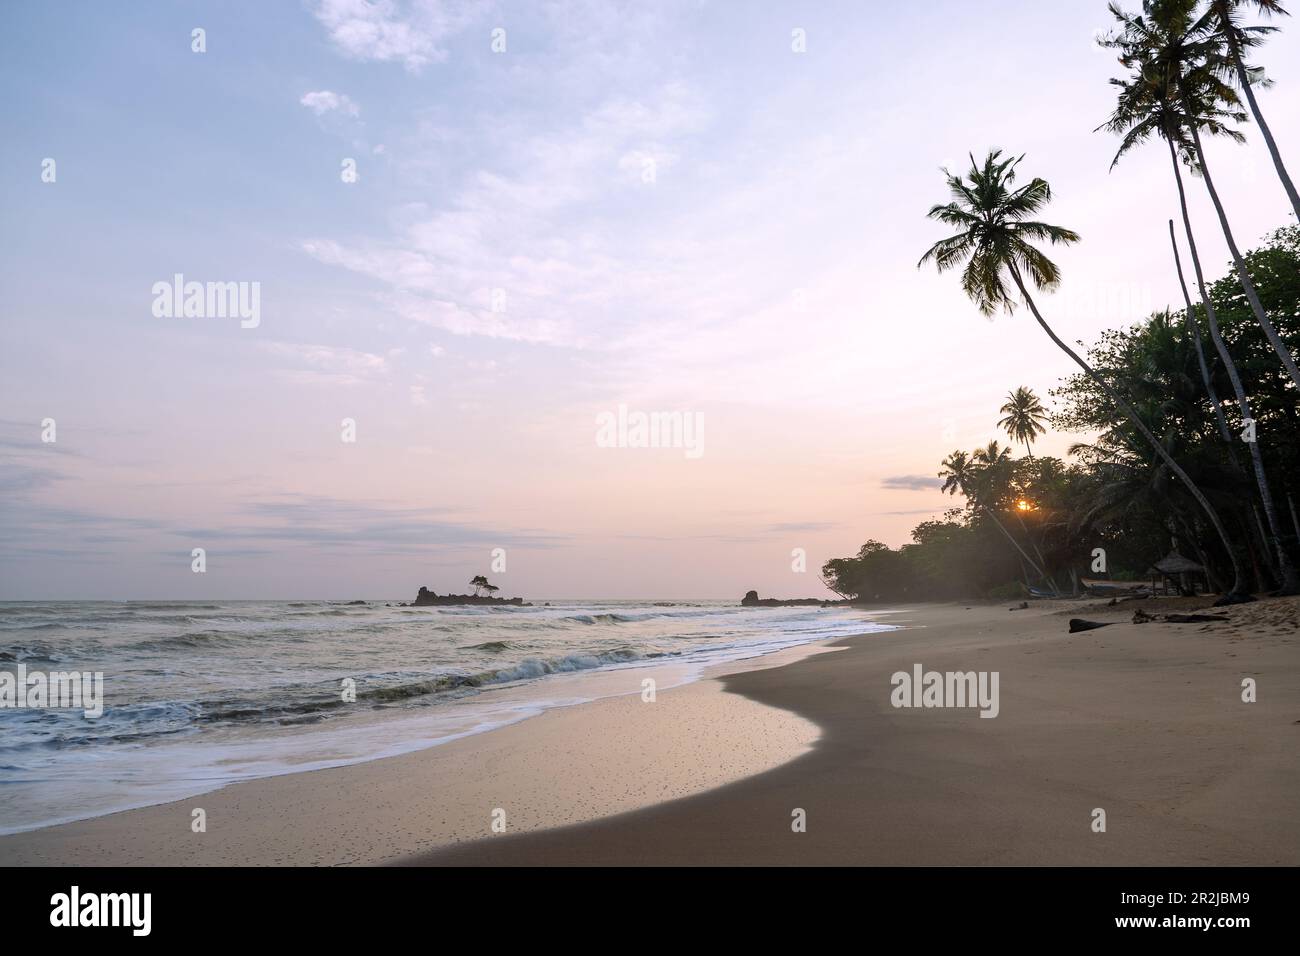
[0, 599, 897, 834]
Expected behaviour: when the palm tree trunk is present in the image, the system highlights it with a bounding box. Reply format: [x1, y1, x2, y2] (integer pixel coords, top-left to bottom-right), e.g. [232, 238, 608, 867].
[1185, 113, 1300, 392]
[980, 502, 1050, 584]
[1007, 263, 1251, 600]
[1167, 220, 1234, 446]
[1252, 504, 1279, 586]
[1224, 23, 1300, 222]
[1168, 142, 1300, 594]
[1012, 507, 1056, 591]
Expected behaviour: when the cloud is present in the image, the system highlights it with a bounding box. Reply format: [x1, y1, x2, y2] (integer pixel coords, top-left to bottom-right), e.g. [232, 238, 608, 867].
[880, 475, 940, 491]
[300, 82, 711, 346]
[762, 521, 838, 534]
[261, 342, 388, 386]
[181, 494, 571, 555]
[300, 90, 361, 117]
[310, 0, 485, 72]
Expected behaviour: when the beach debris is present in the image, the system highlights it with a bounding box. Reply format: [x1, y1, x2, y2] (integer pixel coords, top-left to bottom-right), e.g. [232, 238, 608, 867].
[1133, 608, 1228, 625]
[1009, 601, 1029, 611]
[1069, 618, 1115, 633]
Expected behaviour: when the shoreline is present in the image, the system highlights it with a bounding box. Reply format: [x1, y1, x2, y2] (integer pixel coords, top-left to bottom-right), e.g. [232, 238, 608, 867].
[406, 595, 1300, 866]
[3, 597, 1297, 866]
[0, 632, 848, 864]
[0, 602, 894, 838]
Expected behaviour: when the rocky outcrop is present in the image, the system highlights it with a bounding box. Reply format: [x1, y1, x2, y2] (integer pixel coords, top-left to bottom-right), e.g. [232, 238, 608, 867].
[409, 586, 530, 607]
[740, 590, 841, 608]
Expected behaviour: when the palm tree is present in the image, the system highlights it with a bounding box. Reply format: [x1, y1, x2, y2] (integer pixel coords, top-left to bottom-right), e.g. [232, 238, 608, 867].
[919, 149, 1250, 600]
[971, 440, 1016, 504]
[998, 386, 1050, 457]
[1167, 220, 1235, 447]
[1101, 5, 1299, 592]
[1166, 220, 1296, 589]
[1104, 0, 1300, 392]
[1205, 0, 1300, 220]
[975, 438, 1057, 585]
[939, 448, 1049, 584]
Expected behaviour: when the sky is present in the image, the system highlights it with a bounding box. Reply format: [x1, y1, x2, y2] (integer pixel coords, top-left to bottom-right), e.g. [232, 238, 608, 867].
[2, 0, 1298, 600]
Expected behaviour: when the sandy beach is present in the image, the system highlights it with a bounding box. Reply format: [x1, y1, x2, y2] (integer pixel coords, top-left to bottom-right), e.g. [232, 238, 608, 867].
[2, 598, 1296, 866]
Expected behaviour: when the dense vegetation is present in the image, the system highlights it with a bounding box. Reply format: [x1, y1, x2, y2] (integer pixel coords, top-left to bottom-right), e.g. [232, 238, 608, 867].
[826, 226, 1299, 601]
[825, 0, 1300, 603]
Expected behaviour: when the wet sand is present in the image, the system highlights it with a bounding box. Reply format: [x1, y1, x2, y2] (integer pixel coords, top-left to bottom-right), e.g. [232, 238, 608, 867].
[0, 647, 826, 865]
[3, 598, 1296, 866]
[404, 596, 1300, 866]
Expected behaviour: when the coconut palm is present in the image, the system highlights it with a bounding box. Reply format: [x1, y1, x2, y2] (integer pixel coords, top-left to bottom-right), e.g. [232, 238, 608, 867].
[1167, 220, 1236, 447]
[919, 149, 1250, 599]
[1101, 4, 1298, 592]
[998, 386, 1050, 457]
[1206, 0, 1300, 220]
[971, 441, 1016, 504]
[1103, 0, 1300, 392]
[940, 448, 1049, 584]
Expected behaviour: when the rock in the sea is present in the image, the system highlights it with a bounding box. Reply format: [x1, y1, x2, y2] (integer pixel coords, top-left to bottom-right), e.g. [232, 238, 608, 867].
[409, 586, 530, 607]
[740, 590, 840, 608]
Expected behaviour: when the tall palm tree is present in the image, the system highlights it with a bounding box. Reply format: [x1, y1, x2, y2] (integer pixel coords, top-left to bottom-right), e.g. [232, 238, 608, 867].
[939, 448, 1049, 584]
[919, 149, 1250, 600]
[1101, 5, 1299, 592]
[998, 386, 1050, 457]
[1167, 220, 1235, 446]
[1206, 0, 1300, 220]
[1105, 0, 1300, 392]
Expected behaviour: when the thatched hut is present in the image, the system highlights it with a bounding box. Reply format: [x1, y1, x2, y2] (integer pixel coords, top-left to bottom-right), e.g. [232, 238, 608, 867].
[1148, 551, 1208, 597]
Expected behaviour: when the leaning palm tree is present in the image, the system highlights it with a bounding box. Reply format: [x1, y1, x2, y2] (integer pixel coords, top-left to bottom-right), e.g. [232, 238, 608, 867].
[998, 386, 1050, 457]
[1167, 220, 1235, 448]
[919, 149, 1250, 600]
[1104, 0, 1300, 392]
[974, 437, 1057, 586]
[1100, 6, 1299, 592]
[1205, 0, 1300, 220]
[939, 447, 1049, 584]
